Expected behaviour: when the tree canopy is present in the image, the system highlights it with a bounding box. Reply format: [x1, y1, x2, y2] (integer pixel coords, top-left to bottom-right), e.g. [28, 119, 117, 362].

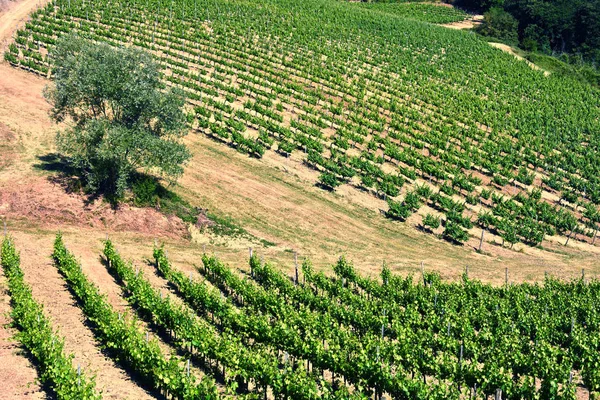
[44, 35, 191, 201]
[456, 0, 600, 62]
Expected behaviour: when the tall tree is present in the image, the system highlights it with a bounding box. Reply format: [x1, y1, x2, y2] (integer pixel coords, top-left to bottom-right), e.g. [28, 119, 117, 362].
[44, 35, 191, 201]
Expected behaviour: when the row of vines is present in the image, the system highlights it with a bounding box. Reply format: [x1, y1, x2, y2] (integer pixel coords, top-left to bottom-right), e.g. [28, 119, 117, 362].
[4, 234, 599, 398]
[5, 0, 600, 250]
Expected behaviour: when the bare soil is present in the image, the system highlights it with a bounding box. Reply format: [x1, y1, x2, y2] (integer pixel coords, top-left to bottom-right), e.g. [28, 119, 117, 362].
[441, 14, 483, 30]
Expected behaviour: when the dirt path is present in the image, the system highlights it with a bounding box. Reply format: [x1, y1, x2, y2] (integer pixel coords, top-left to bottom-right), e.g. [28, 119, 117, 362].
[489, 42, 550, 76]
[441, 14, 483, 30]
[0, 0, 47, 51]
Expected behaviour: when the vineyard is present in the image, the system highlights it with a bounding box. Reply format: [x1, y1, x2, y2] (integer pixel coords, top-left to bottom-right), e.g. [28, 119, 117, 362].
[2, 0, 600, 253]
[1, 234, 599, 399]
[348, 2, 469, 24]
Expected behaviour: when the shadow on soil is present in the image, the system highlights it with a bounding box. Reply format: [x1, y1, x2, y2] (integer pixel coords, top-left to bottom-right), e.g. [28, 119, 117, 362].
[33, 153, 102, 205]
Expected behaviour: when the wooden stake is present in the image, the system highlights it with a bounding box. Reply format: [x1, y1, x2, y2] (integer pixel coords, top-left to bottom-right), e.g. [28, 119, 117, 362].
[478, 228, 484, 252]
[294, 252, 298, 285]
[495, 389, 502, 400]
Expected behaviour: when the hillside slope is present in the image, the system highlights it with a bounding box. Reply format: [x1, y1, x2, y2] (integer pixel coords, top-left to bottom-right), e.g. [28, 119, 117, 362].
[1, 0, 599, 284]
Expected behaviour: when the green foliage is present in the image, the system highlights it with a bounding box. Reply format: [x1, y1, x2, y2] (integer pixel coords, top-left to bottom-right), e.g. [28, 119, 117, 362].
[354, 2, 469, 24]
[4, 52, 18, 64]
[11, 233, 600, 396]
[526, 52, 600, 87]
[150, 247, 350, 399]
[45, 35, 190, 201]
[468, 0, 600, 65]
[476, 7, 519, 45]
[12, 0, 600, 251]
[53, 235, 219, 398]
[318, 172, 341, 191]
[422, 213, 440, 230]
[442, 219, 470, 244]
[385, 198, 411, 221]
[1, 237, 100, 399]
[131, 175, 199, 224]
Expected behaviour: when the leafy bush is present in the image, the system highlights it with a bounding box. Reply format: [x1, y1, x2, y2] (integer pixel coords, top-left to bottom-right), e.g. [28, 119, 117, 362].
[422, 214, 441, 230]
[386, 199, 411, 221]
[318, 172, 341, 191]
[131, 175, 199, 224]
[476, 7, 519, 45]
[443, 220, 470, 244]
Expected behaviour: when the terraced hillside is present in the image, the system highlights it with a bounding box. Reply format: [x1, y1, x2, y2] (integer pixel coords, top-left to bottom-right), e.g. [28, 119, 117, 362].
[5, 0, 600, 253]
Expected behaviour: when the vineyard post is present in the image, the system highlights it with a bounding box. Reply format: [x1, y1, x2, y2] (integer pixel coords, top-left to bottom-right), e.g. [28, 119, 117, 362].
[478, 229, 484, 252]
[565, 229, 574, 246]
[582, 268, 585, 282]
[495, 388, 502, 400]
[3, 220, 6, 236]
[421, 261, 425, 285]
[458, 343, 463, 392]
[249, 247, 253, 277]
[294, 252, 298, 285]
[505, 267, 508, 286]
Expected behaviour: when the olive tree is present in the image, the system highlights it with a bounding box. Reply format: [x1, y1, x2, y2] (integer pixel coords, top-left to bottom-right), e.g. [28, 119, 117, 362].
[44, 35, 191, 201]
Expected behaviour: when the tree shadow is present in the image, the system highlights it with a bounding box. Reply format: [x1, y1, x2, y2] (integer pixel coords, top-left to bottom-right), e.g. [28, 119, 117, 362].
[33, 153, 103, 207]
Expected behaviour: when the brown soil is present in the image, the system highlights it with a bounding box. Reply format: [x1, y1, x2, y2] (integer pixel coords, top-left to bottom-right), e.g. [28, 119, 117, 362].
[0, 271, 46, 400]
[440, 14, 483, 30]
[0, 177, 189, 239]
[0, 0, 598, 396]
[0, 0, 44, 51]
[0, 122, 17, 169]
[1, 50, 596, 288]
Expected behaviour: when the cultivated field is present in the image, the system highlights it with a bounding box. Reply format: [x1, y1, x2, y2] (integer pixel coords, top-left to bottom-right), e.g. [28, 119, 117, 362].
[1, 0, 600, 398]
